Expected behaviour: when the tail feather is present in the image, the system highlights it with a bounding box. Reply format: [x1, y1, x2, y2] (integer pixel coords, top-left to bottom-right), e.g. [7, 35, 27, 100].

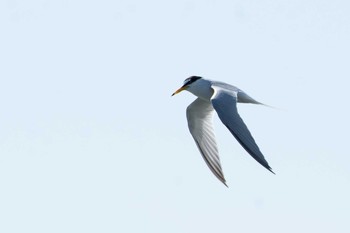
[237, 91, 281, 110]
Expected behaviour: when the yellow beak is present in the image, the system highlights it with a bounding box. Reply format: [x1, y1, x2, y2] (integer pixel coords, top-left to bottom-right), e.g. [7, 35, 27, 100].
[171, 86, 188, 96]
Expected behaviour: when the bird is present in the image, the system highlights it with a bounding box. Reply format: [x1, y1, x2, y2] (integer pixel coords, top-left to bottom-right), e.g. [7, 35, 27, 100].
[172, 76, 274, 186]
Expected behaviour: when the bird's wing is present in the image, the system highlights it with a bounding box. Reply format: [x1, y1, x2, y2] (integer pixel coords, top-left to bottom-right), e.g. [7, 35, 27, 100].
[210, 85, 274, 173]
[186, 98, 227, 186]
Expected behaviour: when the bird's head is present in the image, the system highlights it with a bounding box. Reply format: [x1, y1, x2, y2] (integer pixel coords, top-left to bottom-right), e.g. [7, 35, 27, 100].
[172, 76, 202, 96]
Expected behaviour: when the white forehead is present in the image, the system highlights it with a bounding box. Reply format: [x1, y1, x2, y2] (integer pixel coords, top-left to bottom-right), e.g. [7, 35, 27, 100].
[183, 78, 192, 85]
[183, 76, 202, 86]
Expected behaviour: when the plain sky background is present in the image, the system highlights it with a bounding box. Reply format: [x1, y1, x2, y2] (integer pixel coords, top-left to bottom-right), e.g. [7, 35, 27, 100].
[1, 0, 350, 232]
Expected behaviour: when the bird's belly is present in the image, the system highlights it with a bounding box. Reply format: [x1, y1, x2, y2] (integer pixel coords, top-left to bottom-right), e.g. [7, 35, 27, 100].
[192, 88, 214, 101]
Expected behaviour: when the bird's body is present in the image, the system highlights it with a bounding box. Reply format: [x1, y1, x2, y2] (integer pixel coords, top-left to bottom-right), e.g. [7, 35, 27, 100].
[172, 76, 274, 186]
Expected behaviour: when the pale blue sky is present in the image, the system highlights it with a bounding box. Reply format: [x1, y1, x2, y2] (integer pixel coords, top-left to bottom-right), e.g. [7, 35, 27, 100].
[1, 0, 350, 232]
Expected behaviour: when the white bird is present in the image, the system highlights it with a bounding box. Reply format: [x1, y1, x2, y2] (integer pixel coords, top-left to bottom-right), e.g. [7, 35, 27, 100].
[172, 76, 274, 186]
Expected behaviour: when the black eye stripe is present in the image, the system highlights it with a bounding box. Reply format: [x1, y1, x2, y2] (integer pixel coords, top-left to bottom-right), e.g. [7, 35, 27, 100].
[183, 76, 202, 86]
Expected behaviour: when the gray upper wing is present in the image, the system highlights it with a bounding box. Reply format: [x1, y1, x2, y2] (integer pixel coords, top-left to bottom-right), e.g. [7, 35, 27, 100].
[186, 98, 227, 186]
[211, 86, 274, 173]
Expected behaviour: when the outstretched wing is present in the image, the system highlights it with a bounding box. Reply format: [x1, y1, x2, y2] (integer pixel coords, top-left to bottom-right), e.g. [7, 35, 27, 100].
[186, 98, 227, 186]
[211, 86, 274, 173]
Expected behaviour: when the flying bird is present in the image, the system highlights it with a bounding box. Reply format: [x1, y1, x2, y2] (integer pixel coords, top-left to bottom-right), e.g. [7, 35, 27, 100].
[172, 76, 274, 186]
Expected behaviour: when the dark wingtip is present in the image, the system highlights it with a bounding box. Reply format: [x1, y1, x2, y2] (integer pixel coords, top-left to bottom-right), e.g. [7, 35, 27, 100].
[220, 178, 229, 187]
[267, 167, 276, 175]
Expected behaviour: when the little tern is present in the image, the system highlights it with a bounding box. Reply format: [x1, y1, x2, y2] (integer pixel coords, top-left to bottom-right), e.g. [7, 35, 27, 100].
[172, 76, 274, 186]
